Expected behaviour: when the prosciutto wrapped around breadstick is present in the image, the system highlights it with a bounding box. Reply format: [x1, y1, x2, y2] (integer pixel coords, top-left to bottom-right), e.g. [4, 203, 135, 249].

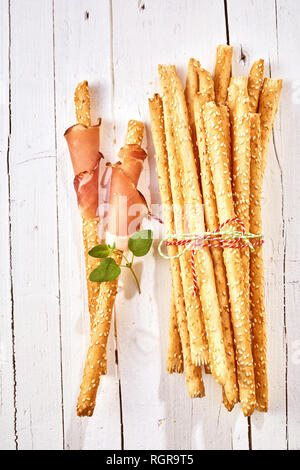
[65, 81, 102, 332]
[76, 121, 147, 416]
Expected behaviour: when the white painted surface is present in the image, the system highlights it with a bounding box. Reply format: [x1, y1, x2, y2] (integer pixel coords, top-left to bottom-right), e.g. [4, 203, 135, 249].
[0, 0, 299, 450]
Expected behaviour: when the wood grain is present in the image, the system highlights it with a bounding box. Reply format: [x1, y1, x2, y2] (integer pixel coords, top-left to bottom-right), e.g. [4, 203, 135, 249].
[53, 0, 121, 450]
[227, 0, 287, 450]
[276, 0, 300, 451]
[0, 0, 15, 450]
[0, 0, 299, 450]
[8, 0, 63, 449]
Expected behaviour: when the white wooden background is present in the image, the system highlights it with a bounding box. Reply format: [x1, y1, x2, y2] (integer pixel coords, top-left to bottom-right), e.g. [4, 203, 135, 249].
[0, 0, 299, 450]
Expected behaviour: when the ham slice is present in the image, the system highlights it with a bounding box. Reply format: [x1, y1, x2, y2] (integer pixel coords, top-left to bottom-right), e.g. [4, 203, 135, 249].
[102, 144, 148, 250]
[65, 124, 148, 248]
[64, 120, 102, 220]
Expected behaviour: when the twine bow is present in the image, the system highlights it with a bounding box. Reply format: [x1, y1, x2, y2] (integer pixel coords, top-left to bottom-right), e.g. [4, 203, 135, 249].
[158, 217, 264, 296]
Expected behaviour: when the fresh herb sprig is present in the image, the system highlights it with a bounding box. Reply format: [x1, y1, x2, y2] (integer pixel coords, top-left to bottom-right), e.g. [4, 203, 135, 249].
[88, 229, 153, 294]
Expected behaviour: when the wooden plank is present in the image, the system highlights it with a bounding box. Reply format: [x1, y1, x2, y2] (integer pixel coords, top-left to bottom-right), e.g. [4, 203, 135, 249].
[53, 0, 121, 450]
[276, 0, 300, 451]
[112, 0, 248, 450]
[0, 0, 16, 450]
[9, 0, 63, 449]
[227, 0, 287, 450]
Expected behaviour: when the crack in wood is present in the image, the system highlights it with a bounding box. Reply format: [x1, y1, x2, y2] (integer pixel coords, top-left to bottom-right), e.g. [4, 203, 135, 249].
[239, 45, 247, 66]
[224, 0, 252, 449]
[110, 0, 123, 449]
[224, 0, 230, 45]
[52, 0, 65, 450]
[7, 0, 18, 450]
[270, 33, 289, 447]
[138, 0, 145, 11]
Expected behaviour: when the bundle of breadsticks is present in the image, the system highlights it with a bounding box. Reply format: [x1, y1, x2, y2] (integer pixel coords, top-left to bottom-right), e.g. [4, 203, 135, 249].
[65, 81, 147, 416]
[149, 45, 282, 416]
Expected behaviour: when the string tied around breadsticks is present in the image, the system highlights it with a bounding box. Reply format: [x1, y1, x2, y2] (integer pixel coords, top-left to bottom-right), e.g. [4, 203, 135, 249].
[158, 217, 264, 296]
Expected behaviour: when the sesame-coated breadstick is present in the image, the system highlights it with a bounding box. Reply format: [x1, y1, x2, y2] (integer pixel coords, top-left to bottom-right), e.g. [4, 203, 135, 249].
[77, 121, 144, 416]
[249, 113, 268, 412]
[194, 90, 238, 409]
[190, 68, 237, 403]
[74, 80, 91, 127]
[219, 104, 231, 171]
[167, 294, 184, 373]
[227, 77, 251, 314]
[250, 78, 282, 412]
[150, 92, 205, 396]
[149, 94, 185, 374]
[125, 119, 144, 145]
[248, 59, 264, 113]
[214, 45, 233, 105]
[203, 101, 256, 416]
[159, 65, 228, 386]
[151, 89, 209, 371]
[186, 64, 215, 368]
[74, 81, 102, 336]
[258, 78, 283, 172]
[185, 58, 201, 174]
[76, 259, 121, 417]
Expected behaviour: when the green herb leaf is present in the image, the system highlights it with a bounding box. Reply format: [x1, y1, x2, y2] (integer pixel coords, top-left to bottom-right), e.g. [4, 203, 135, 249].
[89, 244, 111, 258]
[89, 257, 121, 282]
[128, 229, 153, 257]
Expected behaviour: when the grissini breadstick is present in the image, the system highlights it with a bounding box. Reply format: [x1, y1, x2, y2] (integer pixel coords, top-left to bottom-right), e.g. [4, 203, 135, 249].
[150, 92, 205, 396]
[194, 90, 238, 409]
[249, 113, 268, 412]
[219, 104, 231, 171]
[214, 45, 233, 105]
[185, 58, 201, 175]
[125, 119, 144, 145]
[227, 76, 248, 114]
[186, 63, 214, 367]
[159, 65, 228, 386]
[250, 78, 282, 411]
[219, 103, 238, 411]
[192, 69, 237, 404]
[185, 63, 215, 174]
[72, 81, 101, 329]
[227, 77, 251, 316]
[74, 80, 91, 127]
[258, 78, 283, 172]
[77, 121, 146, 416]
[203, 101, 256, 416]
[152, 86, 209, 369]
[149, 94, 185, 374]
[167, 294, 184, 373]
[248, 59, 264, 113]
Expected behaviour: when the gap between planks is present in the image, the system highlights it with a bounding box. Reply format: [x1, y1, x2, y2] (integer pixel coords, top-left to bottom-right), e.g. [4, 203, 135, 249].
[52, 0, 65, 450]
[6, 0, 18, 450]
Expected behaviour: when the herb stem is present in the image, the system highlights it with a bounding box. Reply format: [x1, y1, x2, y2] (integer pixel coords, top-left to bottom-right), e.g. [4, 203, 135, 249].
[128, 266, 141, 294]
[121, 252, 131, 265]
[121, 264, 141, 294]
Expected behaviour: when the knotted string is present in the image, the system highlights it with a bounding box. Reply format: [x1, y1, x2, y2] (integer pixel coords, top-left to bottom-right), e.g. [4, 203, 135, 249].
[157, 217, 264, 296]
